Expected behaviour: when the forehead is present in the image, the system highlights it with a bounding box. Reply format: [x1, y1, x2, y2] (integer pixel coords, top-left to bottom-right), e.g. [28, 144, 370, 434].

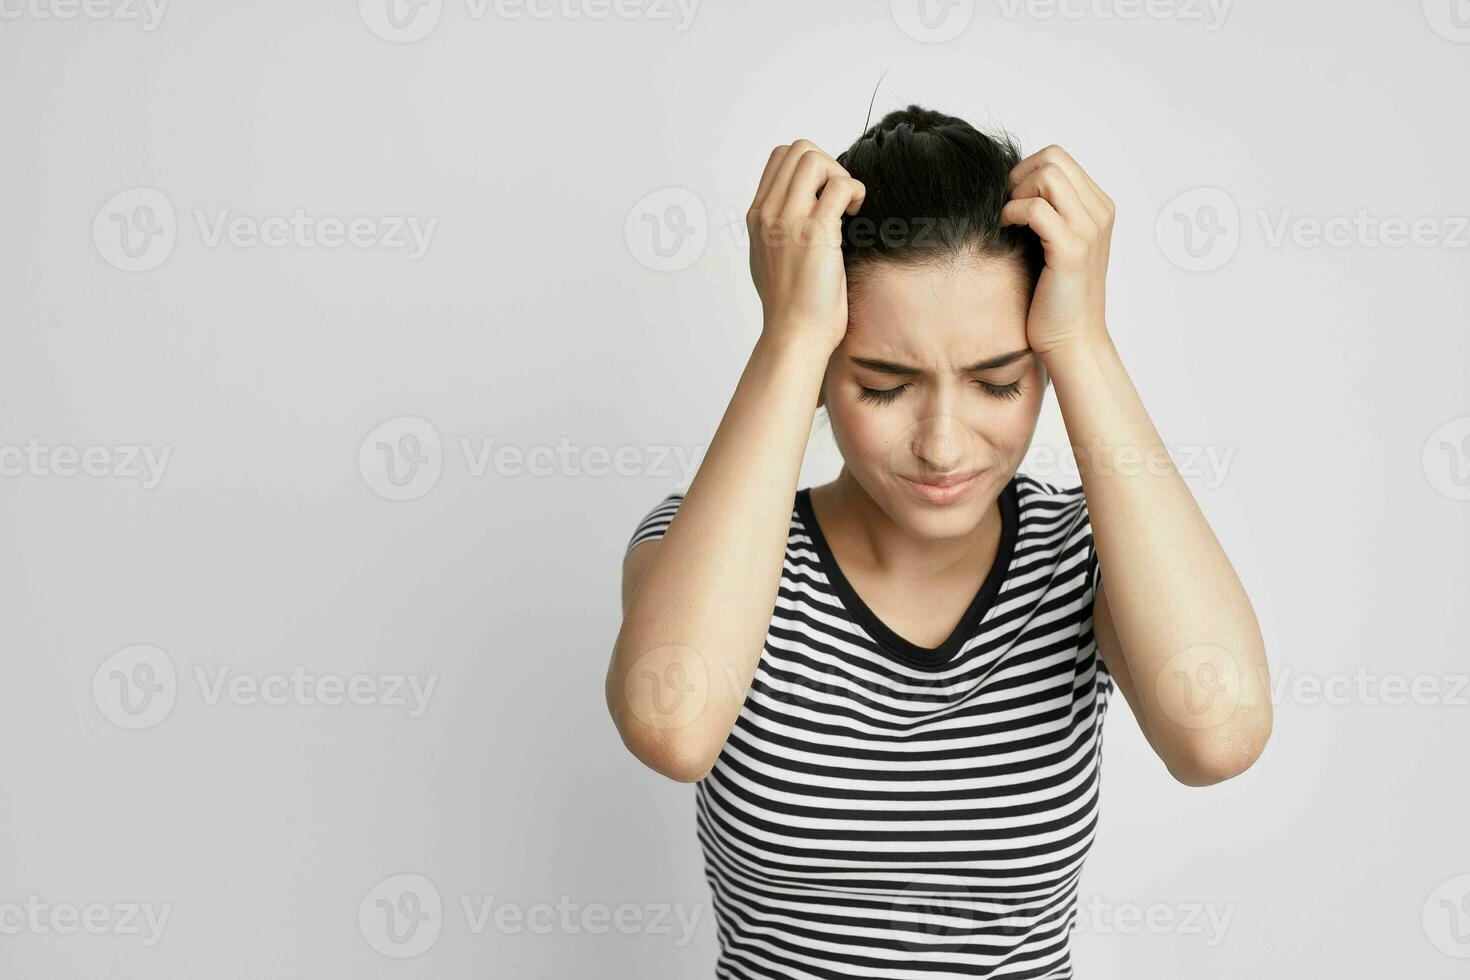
[846, 254, 1029, 359]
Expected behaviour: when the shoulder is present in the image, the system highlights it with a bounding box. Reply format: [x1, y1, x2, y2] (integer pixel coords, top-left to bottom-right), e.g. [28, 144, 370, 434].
[624, 487, 810, 562]
[624, 489, 688, 560]
[1013, 471, 1101, 596]
[1013, 471, 1090, 528]
[1012, 471, 1094, 567]
[621, 490, 690, 614]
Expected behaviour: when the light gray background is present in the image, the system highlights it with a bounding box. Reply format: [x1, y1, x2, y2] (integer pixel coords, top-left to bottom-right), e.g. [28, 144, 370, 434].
[2, 0, 1468, 977]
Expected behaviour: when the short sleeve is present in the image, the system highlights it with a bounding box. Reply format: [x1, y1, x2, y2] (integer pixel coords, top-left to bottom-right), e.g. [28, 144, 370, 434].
[1068, 490, 1100, 597]
[1080, 503, 1112, 681]
[624, 491, 686, 560]
[1088, 529, 1102, 597]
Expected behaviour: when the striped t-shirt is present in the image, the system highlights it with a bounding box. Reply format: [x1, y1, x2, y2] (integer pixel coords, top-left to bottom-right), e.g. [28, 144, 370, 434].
[623, 472, 1115, 979]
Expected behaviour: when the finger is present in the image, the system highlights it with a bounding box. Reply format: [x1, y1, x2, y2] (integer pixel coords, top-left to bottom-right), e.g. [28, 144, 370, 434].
[1012, 162, 1096, 233]
[1011, 145, 1112, 226]
[783, 150, 855, 218]
[1040, 145, 1114, 216]
[814, 174, 866, 223]
[1000, 197, 1081, 253]
[767, 140, 832, 213]
[750, 145, 792, 216]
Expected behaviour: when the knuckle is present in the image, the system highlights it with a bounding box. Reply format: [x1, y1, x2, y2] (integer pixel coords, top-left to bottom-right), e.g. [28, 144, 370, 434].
[796, 149, 825, 171]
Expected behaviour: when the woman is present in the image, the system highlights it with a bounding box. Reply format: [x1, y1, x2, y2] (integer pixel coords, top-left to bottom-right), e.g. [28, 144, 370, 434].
[605, 104, 1272, 978]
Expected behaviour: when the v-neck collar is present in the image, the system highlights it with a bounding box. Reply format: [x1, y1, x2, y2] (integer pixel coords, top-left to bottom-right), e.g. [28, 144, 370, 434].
[795, 476, 1020, 670]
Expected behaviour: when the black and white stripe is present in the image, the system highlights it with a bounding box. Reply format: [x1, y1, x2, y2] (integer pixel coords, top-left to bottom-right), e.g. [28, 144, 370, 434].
[625, 473, 1114, 979]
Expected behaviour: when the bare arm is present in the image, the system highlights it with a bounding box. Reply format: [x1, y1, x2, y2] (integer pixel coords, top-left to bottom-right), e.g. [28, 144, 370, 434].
[1003, 145, 1272, 786]
[605, 140, 866, 782]
[1052, 335, 1273, 786]
[608, 335, 827, 781]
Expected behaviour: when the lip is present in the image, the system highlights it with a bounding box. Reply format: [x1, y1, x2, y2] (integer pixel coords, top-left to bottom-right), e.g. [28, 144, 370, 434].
[899, 471, 982, 505]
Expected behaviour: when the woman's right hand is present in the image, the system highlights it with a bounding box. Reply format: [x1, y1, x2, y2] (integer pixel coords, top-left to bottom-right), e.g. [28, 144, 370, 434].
[612, 142, 860, 783]
[747, 140, 866, 356]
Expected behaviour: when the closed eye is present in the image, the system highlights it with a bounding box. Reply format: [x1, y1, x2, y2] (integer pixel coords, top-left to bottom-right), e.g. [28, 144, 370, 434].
[857, 380, 1025, 405]
[976, 379, 1025, 401]
[856, 383, 909, 406]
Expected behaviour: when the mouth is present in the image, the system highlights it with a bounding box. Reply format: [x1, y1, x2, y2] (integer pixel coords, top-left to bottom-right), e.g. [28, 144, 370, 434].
[898, 471, 983, 505]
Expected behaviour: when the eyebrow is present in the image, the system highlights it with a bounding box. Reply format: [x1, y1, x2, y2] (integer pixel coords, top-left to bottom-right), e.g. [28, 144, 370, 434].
[848, 349, 1034, 376]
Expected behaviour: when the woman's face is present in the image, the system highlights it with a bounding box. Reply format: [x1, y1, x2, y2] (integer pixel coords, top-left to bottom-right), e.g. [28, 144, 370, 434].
[819, 252, 1047, 539]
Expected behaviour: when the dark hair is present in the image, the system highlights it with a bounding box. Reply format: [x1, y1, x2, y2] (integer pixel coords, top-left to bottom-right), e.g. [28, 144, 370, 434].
[834, 104, 1043, 299]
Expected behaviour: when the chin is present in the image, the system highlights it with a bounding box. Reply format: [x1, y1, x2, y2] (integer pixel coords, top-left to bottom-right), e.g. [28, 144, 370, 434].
[887, 478, 994, 537]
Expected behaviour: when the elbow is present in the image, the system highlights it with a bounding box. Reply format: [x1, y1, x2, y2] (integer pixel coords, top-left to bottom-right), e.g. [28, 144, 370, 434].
[645, 743, 716, 783]
[1166, 711, 1273, 788]
[613, 723, 716, 783]
[1167, 751, 1256, 788]
[604, 665, 717, 784]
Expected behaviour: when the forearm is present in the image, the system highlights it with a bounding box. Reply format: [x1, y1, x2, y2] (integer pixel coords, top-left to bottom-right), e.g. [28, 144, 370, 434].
[1045, 331, 1272, 772]
[607, 329, 829, 779]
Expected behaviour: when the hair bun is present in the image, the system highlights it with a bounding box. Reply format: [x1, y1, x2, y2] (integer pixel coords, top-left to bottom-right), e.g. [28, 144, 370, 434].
[833, 102, 1043, 293]
[872, 104, 966, 135]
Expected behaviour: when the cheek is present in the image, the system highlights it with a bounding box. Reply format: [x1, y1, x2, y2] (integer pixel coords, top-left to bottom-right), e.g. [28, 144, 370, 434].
[988, 377, 1048, 463]
[826, 396, 900, 463]
[993, 399, 1040, 450]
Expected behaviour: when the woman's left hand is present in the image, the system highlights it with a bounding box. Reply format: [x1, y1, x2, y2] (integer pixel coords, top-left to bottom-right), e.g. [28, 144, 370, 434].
[1000, 145, 1114, 359]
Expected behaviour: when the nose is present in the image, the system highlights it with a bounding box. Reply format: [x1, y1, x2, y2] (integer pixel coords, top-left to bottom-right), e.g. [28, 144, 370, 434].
[913, 414, 967, 473]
